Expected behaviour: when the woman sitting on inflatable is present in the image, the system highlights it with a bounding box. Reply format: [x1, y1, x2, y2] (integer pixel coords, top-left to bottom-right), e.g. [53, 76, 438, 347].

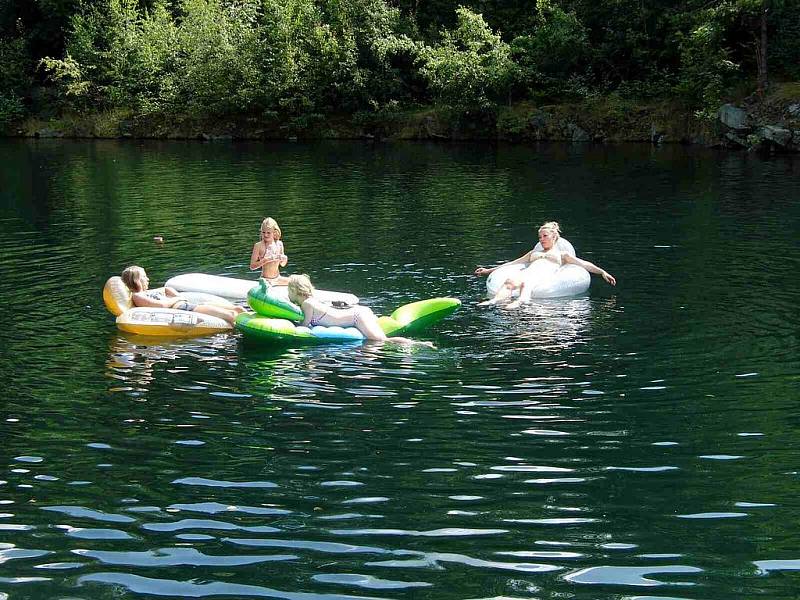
[475, 221, 616, 309]
[288, 274, 432, 346]
[121, 266, 245, 325]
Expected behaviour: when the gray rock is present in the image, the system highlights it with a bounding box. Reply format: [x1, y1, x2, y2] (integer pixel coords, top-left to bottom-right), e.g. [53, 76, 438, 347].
[36, 128, 63, 138]
[760, 125, 792, 148]
[566, 122, 590, 142]
[788, 103, 800, 118]
[650, 124, 664, 144]
[528, 112, 549, 129]
[724, 132, 748, 148]
[718, 104, 749, 130]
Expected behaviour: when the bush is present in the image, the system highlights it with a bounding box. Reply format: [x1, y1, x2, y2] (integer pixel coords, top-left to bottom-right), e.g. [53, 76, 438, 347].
[418, 7, 514, 110]
[0, 26, 32, 123]
[674, 17, 739, 119]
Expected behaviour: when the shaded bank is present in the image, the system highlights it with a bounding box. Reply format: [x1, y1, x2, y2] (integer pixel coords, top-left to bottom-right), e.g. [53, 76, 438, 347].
[7, 84, 799, 153]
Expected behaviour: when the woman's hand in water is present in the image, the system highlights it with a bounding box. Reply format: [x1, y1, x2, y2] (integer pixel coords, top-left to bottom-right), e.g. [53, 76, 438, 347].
[474, 266, 491, 276]
[601, 271, 617, 286]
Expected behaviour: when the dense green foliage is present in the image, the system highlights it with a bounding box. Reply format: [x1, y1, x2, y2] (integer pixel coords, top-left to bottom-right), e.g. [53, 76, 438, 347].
[1, 0, 798, 126]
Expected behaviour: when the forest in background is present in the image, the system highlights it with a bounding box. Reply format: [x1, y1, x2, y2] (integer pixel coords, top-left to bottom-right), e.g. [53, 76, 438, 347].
[1, 0, 798, 136]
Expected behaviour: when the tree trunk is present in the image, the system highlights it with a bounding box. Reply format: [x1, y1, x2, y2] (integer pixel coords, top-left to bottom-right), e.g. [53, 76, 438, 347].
[756, 5, 768, 97]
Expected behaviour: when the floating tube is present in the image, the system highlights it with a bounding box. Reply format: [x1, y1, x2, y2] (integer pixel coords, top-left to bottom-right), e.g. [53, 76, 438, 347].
[247, 278, 358, 321]
[236, 297, 461, 345]
[103, 276, 233, 337]
[486, 263, 590, 298]
[484, 237, 588, 299]
[247, 278, 304, 320]
[116, 307, 232, 337]
[165, 272, 359, 306]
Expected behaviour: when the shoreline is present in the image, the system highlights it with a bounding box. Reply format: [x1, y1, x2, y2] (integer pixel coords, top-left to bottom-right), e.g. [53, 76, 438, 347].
[4, 86, 799, 152]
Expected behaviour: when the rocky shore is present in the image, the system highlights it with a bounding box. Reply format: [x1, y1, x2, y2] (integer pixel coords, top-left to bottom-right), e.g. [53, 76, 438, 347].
[7, 84, 799, 152]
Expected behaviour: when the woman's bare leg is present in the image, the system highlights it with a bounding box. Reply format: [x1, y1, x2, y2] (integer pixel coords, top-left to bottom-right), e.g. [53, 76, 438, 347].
[504, 278, 533, 310]
[353, 306, 388, 340]
[194, 305, 238, 325]
[479, 277, 519, 306]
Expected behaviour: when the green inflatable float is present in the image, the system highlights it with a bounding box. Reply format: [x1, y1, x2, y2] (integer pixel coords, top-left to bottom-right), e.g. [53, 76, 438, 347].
[246, 278, 304, 320]
[237, 296, 461, 345]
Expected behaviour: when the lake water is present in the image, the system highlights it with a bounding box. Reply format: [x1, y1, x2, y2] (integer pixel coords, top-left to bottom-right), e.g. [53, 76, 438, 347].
[0, 139, 798, 599]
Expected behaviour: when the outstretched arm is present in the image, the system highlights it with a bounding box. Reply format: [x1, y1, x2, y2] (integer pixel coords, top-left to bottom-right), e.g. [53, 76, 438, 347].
[563, 254, 616, 286]
[474, 250, 534, 277]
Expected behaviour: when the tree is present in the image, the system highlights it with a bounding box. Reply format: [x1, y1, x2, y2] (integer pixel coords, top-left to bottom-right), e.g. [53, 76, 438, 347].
[418, 7, 514, 110]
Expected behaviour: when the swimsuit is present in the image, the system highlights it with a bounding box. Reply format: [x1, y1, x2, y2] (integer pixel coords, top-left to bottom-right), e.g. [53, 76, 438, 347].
[304, 298, 360, 328]
[146, 291, 196, 312]
[172, 300, 198, 312]
[532, 248, 562, 266]
[260, 241, 284, 277]
[262, 240, 284, 261]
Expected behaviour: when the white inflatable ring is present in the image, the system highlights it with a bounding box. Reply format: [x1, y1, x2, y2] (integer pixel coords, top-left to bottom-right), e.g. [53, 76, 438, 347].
[486, 263, 590, 298]
[485, 238, 589, 299]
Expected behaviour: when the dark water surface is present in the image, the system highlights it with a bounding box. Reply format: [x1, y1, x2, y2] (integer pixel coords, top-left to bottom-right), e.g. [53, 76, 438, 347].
[0, 139, 798, 600]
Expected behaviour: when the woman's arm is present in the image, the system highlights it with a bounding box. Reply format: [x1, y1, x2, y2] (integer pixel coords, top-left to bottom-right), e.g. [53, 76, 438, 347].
[475, 250, 533, 276]
[278, 241, 288, 267]
[563, 254, 616, 285]
[299, 298, 318, 327]
[250, 241, 285, 270]
[132, 291, 179, 308]
[249, 242, 264, 270]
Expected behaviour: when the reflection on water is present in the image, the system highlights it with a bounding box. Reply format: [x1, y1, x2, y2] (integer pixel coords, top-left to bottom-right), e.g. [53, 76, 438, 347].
[504, 296, 614, 352]
[1, 140, 799, 600]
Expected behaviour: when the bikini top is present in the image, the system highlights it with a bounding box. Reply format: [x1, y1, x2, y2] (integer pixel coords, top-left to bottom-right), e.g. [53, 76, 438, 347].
[302, 298, 329, 327]
[262, 240, 284, 260]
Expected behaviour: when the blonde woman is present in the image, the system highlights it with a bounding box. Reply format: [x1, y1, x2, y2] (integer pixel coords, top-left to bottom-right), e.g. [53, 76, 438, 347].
[250, 217, 289, 284]
[475, 221, 616, 308]
[288, 275, 432, 346]
[121, 266, 244, 325]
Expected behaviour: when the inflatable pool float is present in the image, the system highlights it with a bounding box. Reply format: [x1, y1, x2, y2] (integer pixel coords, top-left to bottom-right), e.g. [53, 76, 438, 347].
[236, 297, 461, 345]
[485, 237, 589, 299]
[247, 278, 359, 321]
[165, 273, 359, 305]
[103, 276, 233, 337]
[486, 262, 590, 299]
[247, 278, 304, 320]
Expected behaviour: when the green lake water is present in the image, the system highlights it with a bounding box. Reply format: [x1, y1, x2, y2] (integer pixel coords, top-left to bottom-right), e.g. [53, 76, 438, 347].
[0, 138, 799, 599]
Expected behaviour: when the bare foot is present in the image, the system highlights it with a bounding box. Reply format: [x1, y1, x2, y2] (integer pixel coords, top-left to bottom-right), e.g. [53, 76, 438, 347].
[478, 298, 498, 307]
[503, 300, 523, 310]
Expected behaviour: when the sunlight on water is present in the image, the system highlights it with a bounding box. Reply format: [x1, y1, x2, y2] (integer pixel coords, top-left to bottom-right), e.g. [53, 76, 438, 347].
[0, 140, 799, 599]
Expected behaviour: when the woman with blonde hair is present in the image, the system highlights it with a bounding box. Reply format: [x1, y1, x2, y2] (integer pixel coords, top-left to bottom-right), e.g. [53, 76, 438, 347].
[475, 221, 616, 308]
[121, 266, 245, 325]
[288, 274, 432, 346]
[250, 217, 289, 284]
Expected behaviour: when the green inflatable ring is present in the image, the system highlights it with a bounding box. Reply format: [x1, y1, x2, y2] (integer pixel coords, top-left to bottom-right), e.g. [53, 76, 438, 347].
[237, 297, 460, 345]
[247, 278, 303, 320]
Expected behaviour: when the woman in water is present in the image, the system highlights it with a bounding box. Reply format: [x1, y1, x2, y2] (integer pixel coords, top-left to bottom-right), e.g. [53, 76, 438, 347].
[288, 274, 433, 346]
[121, 266, 245, 325]
[250, 217, 289, 284]
[475, 221, 616, 309]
